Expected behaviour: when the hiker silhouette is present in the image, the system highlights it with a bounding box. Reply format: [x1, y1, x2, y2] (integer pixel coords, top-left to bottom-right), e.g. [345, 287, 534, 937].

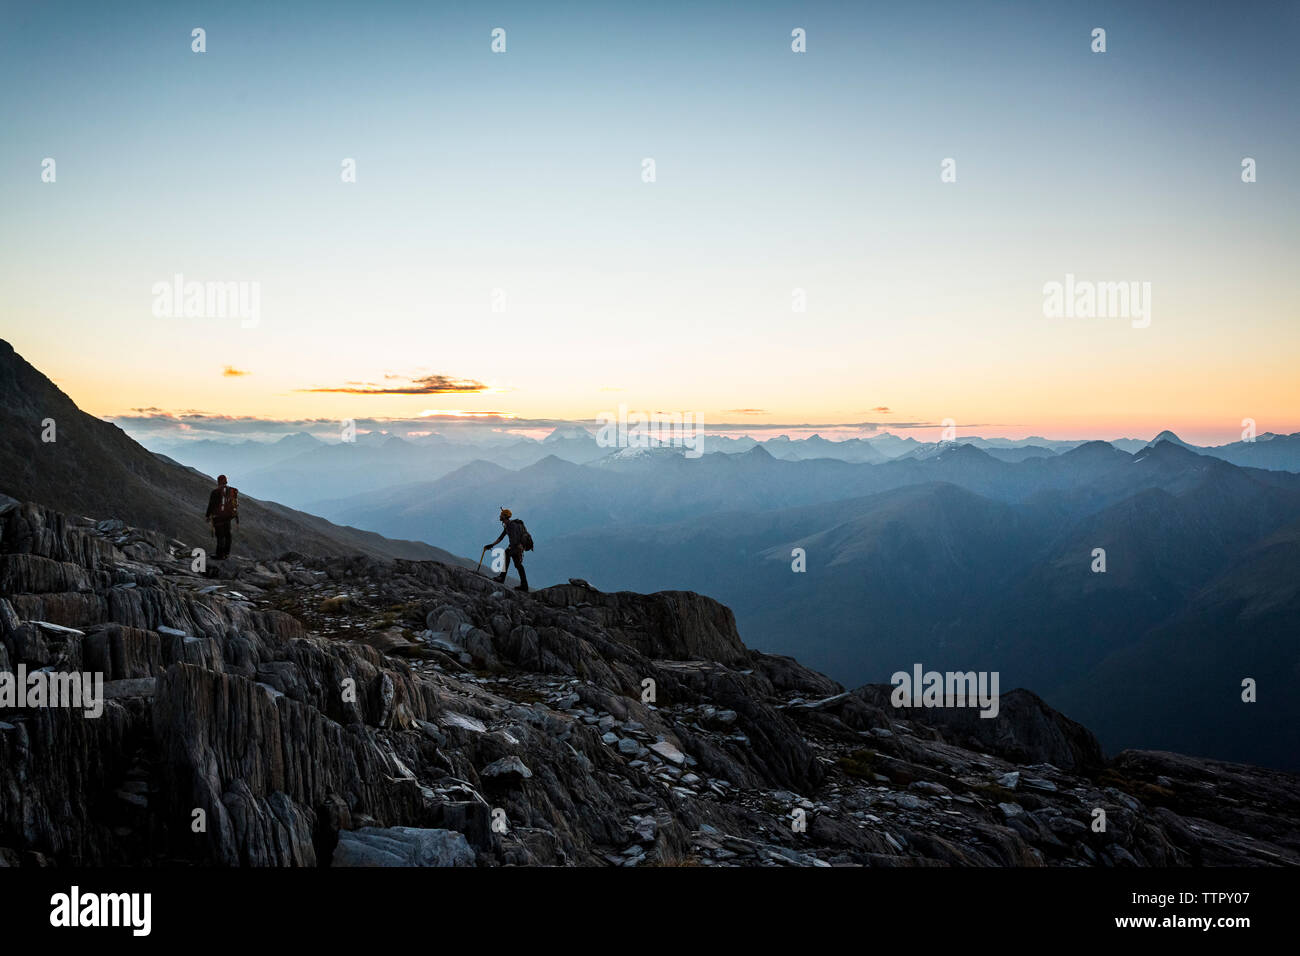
[484, 507, 531, 592]
[205, 475, 239, 560]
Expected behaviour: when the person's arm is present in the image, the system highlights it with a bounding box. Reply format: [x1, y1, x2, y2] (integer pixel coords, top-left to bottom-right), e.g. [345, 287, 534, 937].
[205, 490, 217, 519]
[485, 527, 506, 549]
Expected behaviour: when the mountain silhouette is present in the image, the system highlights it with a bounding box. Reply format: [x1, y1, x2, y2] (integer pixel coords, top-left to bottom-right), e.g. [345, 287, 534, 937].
[0, 340, 462, 563]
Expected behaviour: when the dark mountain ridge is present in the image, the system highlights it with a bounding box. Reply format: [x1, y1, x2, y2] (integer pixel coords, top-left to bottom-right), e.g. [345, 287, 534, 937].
[0, 340, 461, 564]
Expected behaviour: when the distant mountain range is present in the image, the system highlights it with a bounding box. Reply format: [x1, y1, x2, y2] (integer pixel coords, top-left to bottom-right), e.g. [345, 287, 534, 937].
[299, 434, 1300, 771]
[133, 421, 1300, 517]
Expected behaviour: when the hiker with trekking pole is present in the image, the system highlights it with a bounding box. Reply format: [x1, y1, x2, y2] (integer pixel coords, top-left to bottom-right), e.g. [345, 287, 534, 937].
[479, 507, 533, 592]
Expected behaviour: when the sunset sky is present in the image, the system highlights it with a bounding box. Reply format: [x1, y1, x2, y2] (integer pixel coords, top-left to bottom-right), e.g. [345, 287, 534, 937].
[2, 0, 1297, 446]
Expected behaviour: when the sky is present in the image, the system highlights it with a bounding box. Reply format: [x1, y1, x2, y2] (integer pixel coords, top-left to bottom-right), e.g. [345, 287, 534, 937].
[2, 0, 1297, 446]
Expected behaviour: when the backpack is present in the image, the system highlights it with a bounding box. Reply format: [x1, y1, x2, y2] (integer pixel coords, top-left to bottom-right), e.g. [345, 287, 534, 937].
[215, 486, 239, 519]
[511, 518, 534, 551]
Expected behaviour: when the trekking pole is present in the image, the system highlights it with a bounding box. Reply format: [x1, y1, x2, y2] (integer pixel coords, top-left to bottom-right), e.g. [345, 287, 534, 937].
[475, 546, 488, 574]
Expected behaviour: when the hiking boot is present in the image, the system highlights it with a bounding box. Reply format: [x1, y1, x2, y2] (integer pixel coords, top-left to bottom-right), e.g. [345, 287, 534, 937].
[492, 572, 507, 583]
[514, 584, 529, 593]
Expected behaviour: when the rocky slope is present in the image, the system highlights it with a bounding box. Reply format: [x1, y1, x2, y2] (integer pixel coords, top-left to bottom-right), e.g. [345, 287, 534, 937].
[0, 339, 462, 563]
[1, 496, 1296, 867]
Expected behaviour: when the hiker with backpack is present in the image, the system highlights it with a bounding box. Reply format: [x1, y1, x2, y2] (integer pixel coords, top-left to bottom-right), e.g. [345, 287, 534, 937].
[205, 474, 239, 560]
[484, 507, 533, 592]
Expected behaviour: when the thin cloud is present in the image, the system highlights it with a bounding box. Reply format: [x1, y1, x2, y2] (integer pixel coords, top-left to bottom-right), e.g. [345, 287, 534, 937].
[109, 411, 585, 443]
[107, 407, 1012, 448]
[298, 373, 489, 395]
[222, 366, 251, 377]
[725, 408, 767, 415]
[418, 410, 516, 420]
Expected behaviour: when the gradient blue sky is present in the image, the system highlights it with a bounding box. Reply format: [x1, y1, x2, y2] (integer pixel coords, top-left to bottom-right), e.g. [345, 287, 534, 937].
[2, 0, 1297, 444]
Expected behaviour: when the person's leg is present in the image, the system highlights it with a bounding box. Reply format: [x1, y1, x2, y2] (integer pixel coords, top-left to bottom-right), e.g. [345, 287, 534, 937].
[215, 520, 231, 559]
[512, 550, 528, 592]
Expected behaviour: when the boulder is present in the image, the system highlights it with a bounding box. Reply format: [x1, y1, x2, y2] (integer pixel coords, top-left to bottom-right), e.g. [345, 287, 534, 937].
[481, 756, 533, 785]
[853, 685, 1104, 772]
[332, 827, 475, 867]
